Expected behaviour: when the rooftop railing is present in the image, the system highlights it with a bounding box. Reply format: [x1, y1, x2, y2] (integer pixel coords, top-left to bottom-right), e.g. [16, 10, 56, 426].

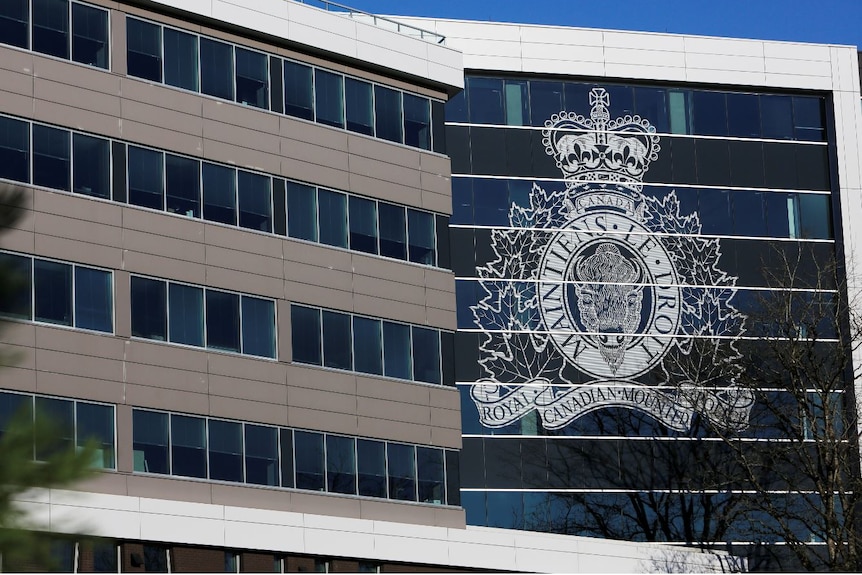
[291, 0, 446, 44]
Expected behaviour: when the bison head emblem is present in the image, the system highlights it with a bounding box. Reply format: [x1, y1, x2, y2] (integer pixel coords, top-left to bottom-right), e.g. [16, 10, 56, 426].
[573, 243, 644, 374]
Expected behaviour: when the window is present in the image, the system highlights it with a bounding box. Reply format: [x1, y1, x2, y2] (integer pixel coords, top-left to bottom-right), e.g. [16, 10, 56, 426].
[378, 202, 407, 260]
[467, 77, 504, 125]
[237, 170, 272, 232]
[348, 196, 378, 254]
[165, 153, 200, 217]
[383, 321, 411, 380]
[72, 133, 110, 198]
[235, 47, 267, 108]
[202, 162, 236, 225]
[318, 189, 348, 248]
[33, 0, 69, 59]
[163, 27, 198, 91]
[34, 259, 72, 326]
[74, 266, 112, 333]
[130, 276, 167, 341]
[387, 443, 416, 501]
[200, 37, 233, 101]
[357, 439, 386, 498]
[407, 209, 435, 265]
[412, 326, 441, 384]
[345, 77, 374, 136]
[403, 93, 431, 150]
[208, 419, 243, 482]
[128, 146, 164, 210]
[71, 1, 107, 68]
[315, 69, 344, 128]
[291, 305, 322, 365]
[294, 430, 325, 491]
[280, 428, 294, 488]
[168, 283, 203, 346]
[0, 115, 29, 183]
[76, 401, 115, 468]
[284, 60, 314, 121]
[133, 409, 169, 474]
[34, 396, 74, 460]
[417, 446, 444, 504]
[206, 290, 240, 353]
[0, 253, 31, 319]
[322, 310, 351, 370]
[0, 0, 29, 49]
[241, 296, 275, 359]
[245, 424, 278, 486]
[33, 124, 70, 191]
[171, 414, 207, 478]
[326, 435, 356, 495]
[374, 85, 402, 144]
[286, 181, 317, 242]
[127, 17, 161, 81]
[353, 316, 382, 376]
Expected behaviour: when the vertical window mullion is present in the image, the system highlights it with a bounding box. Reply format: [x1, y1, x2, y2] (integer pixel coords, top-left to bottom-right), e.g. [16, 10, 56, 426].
[383, 442, 389, 499]
[291, 427, 297, 490]
[238, 293, 244, 354]
[164, 280, 171, 344]
[201, 286, 207, 348]
[69, 263, 76, 327]
[66, 0, 71, 60]
[322, 432, 328, 493]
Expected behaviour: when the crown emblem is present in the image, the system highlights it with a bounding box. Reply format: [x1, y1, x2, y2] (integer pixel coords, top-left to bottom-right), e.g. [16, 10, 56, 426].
[542, 88, 661, 192]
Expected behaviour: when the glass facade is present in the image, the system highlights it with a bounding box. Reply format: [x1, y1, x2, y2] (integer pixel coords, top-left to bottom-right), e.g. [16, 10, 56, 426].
[447, 76, 840, 544]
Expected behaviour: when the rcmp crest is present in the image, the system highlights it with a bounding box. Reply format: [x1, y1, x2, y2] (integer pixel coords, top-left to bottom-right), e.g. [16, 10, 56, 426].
[470, 88, 754, 432]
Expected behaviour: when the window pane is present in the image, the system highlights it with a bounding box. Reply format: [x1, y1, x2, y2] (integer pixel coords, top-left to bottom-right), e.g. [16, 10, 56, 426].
[504, 80, 529, 126]
[407, 209, 435, 265]
[0, 392, 31, 442]
[382, 321, 411, 380]
[345, 77, 373, 136]
[727, 93, 761, 138]
[353, 316, 382, 376]
[202, 163, 236, 225]
[387, 443, 416, 501]
[34, 259, 72, 326]
[235, 47, 268, 108]
[322, 310, 351, 370]
[291, 305, 321, 365]
[315, 69, 344, 128]
[761, 95, 794, 140]
[0, 253, 31, 320]
[164, 27, 198, 91]
[238, 171, 272, 232]
[126, 18, 161, 82]
[171, 414, 207, 478]
[529, 81, 563, 127]
[33, 124, 70, 191]
[35, 396, 74, 460]
[793, 96, 825, 141]
[205, 290, 240, 352]
[403, 94, 430, 150]
[691, 90, 727, 136]
[130, 276, 167, 341]
[128, 146, 164, 210]
[378, 203, 406, 260]
[284, 60, 313, 120]
[76, 402, 115, 469]
[799, 194, 832, 239]
[357, 439, 386, 498]
[417, 447, 444, 504]
[208, 419, 242, 482]
[287, 181, 317, 241]
[348, 196, 378, 254]
[374, 85, 402, 143]
[200, 37, 233, 100]
[280, 428, 294, 488]
[318, 189, 347, 248]
[71, 2, 107, 68]
[245, 424, 278, 486]
[74, 266, 112, 332]
[0, 0, 29, 49]
[467, 77, 504, 125]
[294, 431, 324, 491]
[133, 409, 169, 474]
[33, 0, 69, 59]
[168, 283, 203, 346]
[241, 296, 275, 358]
[445, 450, 460, 505]
[326, 435, 356, 495]
[412, 326, 440, 384]
[0, 116, 30, 183]
[165, 154, 200, 217]
[73, 133, 110, 198]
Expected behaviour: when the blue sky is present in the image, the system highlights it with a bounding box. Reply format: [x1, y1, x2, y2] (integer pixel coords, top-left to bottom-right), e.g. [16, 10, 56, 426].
[351, 0, 862, 48]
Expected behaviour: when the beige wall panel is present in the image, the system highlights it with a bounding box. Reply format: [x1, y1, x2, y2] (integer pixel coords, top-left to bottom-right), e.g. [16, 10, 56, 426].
[203, 117, 281, 156]
[357, 499, 439, 526]
[283, 240, 352, 270]
[36, 372, 123, 404]
[120, 119, 202, 157]
[288, 491, 362, 519]
[353, 294, 425, 326]
[120, 78, 203, 117]
[347, 173, 422, 208]
[208, 374, 287, 406]
[203, 139, 281, 175]
[35, 190, 122, 226]
[277, 299, 292, 363]
[0, 90, 34, 119]
[280, 138, 350, 177]
[0, 322, 36, 349]
[115, 271, 131, 338]
[34, 233, 122, 270]
[36, 348, 123, 382]
[1, 227, 35, 254]
[0, 46, 35, 74]
[125, 475, 213, 505]
[34, 99, 120, 139]
[110, 8, 127, 76]
[211, 483, 294, 513]
[204, 264, 284, 300]
[116, 404, 133, 473]
[201, 99, 281, 136]
[280, 117, 350, 153]
[433, 507, 467, 529]
[32, 55, 121, 98]
[357, 417, 430, 445]
[429, 407, 461, 431]
[419, 152, 451, 178]
[289, 386, 357, 416]
[67, 471, 131, 498]
[348, 155, 421, 190]
[125, 362, 208, 395]
[122, 250, 207, 285]
[351, 254, 425, 287]
[429, 388, 460, 411]
[124, 228, 205, 265]
[0, 366, 37, 393]
[282, 260, 351, 298]
[280, 156, 350, 191]
[423, 269, 455, 293]
[429, 427, 461, 449]
[354, 377, 431, 406]
[425, 288, 456, 313]
[419, 171, 451, 199]
[121, 99, 204, 140]
[207, 353, 286, 385]
[34, 77, 121, 119]
[122, 208, 205, 243]
[124, 339, 208, 373]
[347, 134, 420, 169]
[285, 365, 355, 394]
[204, 224, 283, 258]
[426, 309, 456, 330]
[124, 383, 209, 414]
[352, 275, 425, 307]
[0, 69, 35, 99]
[35, 211, 122, 250]
[283, 281, 352, 312]
[288, 406, 358, 436]
[420, 190, 452, 215]
[209, 394, 288, 427]
[356, 397, 431, 426]
[205, 244, 282, 280]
